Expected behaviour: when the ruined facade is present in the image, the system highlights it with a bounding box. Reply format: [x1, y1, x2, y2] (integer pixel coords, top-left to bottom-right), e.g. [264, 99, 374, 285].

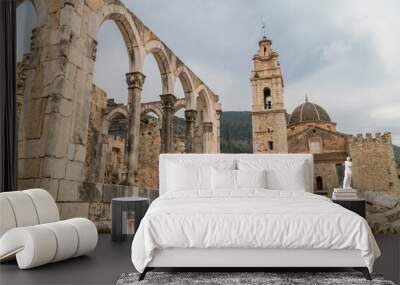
[16, 0, 221, 231]
[251, 36, 400, 233]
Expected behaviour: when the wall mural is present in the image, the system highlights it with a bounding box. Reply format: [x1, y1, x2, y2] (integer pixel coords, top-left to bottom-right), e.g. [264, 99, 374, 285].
[16, 0, 399, 234]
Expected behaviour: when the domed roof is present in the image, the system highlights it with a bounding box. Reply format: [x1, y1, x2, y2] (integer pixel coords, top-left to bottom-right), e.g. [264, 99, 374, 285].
[288, 97, 331, 125]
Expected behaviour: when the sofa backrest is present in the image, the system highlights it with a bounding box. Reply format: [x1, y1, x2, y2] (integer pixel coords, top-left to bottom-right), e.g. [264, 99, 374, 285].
[0, 189, 60, 237]
[159, 154, 314, 195]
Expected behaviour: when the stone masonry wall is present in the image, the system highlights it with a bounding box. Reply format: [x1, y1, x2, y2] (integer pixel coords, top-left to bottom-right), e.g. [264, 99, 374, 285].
[349, 132, 400, 234]
[137, 117, 186, 190]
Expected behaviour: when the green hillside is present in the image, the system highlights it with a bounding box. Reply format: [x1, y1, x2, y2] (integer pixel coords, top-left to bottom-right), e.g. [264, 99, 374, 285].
[220, 111, 252, 153]
[394, 145, 400, 161]
[173, 112, 253, 153]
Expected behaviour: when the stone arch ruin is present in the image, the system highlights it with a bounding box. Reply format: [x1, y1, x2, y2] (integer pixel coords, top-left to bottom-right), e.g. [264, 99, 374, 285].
[16, 0, 222, 230]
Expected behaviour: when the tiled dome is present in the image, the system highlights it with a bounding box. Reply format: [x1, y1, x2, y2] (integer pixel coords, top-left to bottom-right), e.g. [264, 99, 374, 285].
[289, 98, 331, 125]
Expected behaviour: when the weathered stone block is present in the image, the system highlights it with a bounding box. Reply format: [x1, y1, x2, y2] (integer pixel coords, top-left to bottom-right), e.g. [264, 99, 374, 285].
[19, 158, 41, 178]
[42, 114, 70, 158]
[102, 184, 121, 202]
[79, 182, 102, 202]
[25, 98, 46, 139]
[58, 179, 81, 201]
[41, 157, 67, 179]
[37, 178, 60, 199]
[60, 5, 82, 36]
[43, 59, 66, 86]
[19, 139, 44, 159]
[74, 144, 87, 162]
[18, 178, 36, 191]
[85, 0, 105, 12]
[59, 202, 89, 219]
[65, 161, 84, 181]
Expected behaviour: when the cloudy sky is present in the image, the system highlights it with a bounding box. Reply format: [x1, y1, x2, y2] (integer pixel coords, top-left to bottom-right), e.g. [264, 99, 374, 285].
[17, 0, 400, 144]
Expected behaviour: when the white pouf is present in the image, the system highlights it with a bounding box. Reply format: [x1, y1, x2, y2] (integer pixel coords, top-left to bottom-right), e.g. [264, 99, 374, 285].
[0, 189, 98, 269]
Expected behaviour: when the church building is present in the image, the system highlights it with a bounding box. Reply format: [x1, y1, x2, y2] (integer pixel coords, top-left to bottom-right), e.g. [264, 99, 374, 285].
[250, 35, 400, 198]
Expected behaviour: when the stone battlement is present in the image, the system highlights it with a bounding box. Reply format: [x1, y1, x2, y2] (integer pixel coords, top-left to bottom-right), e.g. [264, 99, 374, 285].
[349, 132, 392, 144]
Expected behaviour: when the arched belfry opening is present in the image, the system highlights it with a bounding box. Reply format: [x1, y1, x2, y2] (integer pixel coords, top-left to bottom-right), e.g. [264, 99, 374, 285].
[264, 87, 272, 109]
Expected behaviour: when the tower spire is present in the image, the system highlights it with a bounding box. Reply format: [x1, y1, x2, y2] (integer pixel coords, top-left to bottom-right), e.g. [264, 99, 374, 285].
[261, 21, 266, 39]
[305, 94, 309, 102]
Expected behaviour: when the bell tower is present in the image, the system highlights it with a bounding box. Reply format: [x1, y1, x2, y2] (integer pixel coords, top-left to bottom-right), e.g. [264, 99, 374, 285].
[251, 36, 288, 153]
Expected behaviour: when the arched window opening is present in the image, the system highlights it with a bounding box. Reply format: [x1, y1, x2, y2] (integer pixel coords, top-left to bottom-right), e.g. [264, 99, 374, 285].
[263, 87, 272, 109]
[108, 113, 128, 138]
[17, 0, 37, 62]
[268, 141, 274, 151]
[142, 54, 163, 102]
[309, 141, 321, 154]
[316, 176, 323, 191]
[93, 20, 129, 104]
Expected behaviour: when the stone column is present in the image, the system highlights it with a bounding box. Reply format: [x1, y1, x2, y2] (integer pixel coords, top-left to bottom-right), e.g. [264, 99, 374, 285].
[184, 109, 197, 153]
[125, 72, 145, 186]
[216, 110, 222, 153]
[202, 122, 213, 153]
[160, 94, 177, 153]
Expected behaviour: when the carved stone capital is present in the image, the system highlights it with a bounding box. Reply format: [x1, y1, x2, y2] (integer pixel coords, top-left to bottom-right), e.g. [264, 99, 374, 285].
[184, 109, 197, 122]
[126, 72, 146, 90]
[160, 94, 177, 109]
[202, 122, 213, 133]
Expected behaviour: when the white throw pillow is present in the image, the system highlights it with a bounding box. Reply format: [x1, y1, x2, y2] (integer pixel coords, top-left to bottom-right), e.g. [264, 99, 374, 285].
[266, 161, 307, 191]
[236, 169, 267, 189]
[212, 168, 237, 190]
[167, 162, 212, 191]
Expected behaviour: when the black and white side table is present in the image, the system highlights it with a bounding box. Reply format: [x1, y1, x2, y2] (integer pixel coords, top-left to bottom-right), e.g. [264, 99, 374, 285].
[332, 199, 366, 218]
[111, 197, 150, 242]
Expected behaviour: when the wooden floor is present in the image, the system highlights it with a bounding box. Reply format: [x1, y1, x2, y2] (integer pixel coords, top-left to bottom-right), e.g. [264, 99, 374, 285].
[0, 234, 399, 285]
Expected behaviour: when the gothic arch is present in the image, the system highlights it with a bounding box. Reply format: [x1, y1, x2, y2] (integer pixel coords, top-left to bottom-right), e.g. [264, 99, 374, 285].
[195, 86, 213, 122]
[141, 102, 163, 119]
[95, 4, 144, 71]
[102, 107, 128, 135]
[175, 66, 194, 93]
[143, 40, 174, 94]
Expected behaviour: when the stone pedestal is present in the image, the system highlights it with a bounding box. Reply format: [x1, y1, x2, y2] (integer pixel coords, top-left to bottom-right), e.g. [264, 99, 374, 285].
[160, 94, 176, 153]
[125, 72, 145, 186]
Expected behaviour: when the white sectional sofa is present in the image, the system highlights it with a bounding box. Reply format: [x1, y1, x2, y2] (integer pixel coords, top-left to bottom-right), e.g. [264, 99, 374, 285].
[0, 189, 98, 269]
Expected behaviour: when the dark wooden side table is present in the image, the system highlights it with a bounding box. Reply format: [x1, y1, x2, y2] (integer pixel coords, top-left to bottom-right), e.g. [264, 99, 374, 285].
[112, 197, 150, 242]
[332, 199, 366, 218]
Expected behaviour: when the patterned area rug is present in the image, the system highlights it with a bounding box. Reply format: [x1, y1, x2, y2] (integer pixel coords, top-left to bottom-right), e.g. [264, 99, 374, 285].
[116, 272, 395, 285]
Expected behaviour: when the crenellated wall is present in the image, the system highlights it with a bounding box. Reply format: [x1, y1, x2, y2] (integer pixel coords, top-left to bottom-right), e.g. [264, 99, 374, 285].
[349, 132, 400, 234]
[349, 132, 399, 193]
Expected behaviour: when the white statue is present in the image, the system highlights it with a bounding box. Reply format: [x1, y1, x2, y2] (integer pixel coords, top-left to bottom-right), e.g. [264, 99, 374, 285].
[343, 157, 352, 189]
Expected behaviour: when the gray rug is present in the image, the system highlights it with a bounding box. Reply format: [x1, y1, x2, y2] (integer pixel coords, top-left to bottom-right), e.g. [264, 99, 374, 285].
[116, 272, 395, 285]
